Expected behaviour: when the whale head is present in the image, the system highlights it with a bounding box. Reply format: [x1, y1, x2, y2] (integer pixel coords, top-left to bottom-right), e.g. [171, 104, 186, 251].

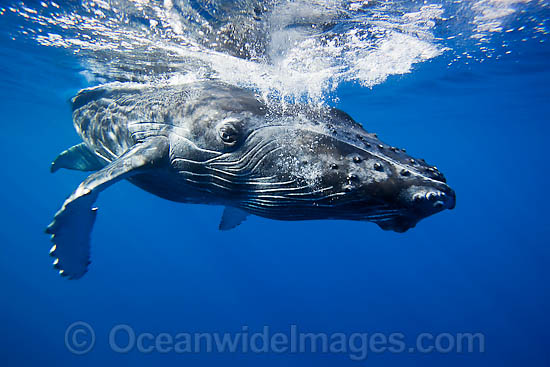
[172, 83, 455, 232]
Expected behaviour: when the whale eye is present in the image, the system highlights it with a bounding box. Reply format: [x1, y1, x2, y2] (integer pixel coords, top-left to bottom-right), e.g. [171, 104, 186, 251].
[217, 120, 241, 147]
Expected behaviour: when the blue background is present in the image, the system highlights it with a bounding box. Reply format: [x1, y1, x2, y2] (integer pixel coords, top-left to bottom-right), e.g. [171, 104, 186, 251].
[1, 23, 549, 367]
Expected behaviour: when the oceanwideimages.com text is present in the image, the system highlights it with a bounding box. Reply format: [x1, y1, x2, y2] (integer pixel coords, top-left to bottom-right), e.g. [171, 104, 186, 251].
[65, 322, 485, 360]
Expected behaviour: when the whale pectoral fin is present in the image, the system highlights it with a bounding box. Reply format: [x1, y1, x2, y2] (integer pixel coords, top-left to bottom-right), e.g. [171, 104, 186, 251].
[219, 207, 249, 231]
[45, 190, 97, 278]
[51, 143, 107, 173]
[46, 136, 170, 279]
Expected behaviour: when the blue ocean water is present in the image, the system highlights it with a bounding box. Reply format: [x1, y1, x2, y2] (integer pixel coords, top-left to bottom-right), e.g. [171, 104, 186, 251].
[0, 1, 549, 366]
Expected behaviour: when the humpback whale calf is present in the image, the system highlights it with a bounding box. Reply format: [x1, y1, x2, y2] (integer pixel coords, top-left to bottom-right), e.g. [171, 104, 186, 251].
[46, 81, 455, 278]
